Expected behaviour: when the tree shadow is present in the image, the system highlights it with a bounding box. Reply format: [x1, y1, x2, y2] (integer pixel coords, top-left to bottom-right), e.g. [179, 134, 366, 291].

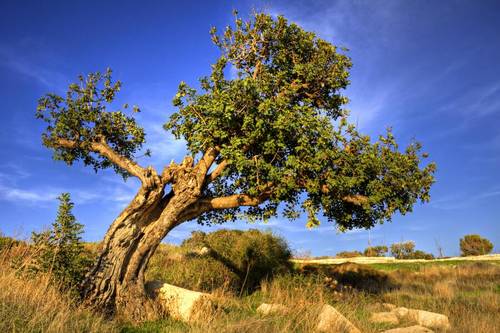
[298, 262, 399, 294]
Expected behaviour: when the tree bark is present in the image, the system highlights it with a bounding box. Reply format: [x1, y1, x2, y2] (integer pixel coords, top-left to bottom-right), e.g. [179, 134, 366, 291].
[81, 159, 206, 321]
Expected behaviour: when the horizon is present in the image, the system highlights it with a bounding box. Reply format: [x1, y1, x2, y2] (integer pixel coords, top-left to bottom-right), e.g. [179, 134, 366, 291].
[1, 0, 499, 257]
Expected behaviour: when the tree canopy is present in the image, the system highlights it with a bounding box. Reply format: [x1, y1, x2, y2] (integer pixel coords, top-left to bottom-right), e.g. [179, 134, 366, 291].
[36, 12, 435, 232]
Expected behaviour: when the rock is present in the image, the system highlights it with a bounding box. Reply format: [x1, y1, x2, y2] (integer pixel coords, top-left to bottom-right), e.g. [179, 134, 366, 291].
[382, 325, 434, 333]
[157, 283, 212, 322]
[199, 246, 211, 255]
[382, 303, 397, 311]
[316, 304, 361, 333]
[392, 307, 410, 319]
[256, 303, 287, 315]
[370, 311, 399, 325]
[407, 309, 451, 331]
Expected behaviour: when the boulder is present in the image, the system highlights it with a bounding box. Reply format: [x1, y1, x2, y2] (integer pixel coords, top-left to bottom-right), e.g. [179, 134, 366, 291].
[370, 311, 399, 325]
[382, 325, 434, 333]
[316, 304, 361, 333]
[407, 309, 451, 331]
[256, 303, 287, 315]
[392, 307, 410, 319]
[157, 283, 212, 321]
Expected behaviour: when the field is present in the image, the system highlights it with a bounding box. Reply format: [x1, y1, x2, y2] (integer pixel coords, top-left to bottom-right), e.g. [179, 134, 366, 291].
[1, 243, 499, 333]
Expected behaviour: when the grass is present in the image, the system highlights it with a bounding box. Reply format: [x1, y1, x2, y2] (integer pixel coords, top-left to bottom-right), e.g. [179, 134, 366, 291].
[0, 244, 116, 333]
[1, 242, 499, 332]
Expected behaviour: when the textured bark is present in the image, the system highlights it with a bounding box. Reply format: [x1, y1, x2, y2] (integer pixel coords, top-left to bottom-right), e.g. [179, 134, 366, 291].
[81, 156, 208, 321]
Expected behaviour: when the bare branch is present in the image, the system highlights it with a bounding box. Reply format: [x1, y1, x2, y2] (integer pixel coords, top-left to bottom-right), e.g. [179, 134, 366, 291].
[52, 138, 150, 183]
[178, 192, 270, 223]
[206, 160, 228, 182]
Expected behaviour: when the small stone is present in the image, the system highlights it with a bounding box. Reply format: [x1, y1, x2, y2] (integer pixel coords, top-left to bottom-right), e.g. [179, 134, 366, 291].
[370, 311, 399, 325]
[256, 303, 287, 315]
[316, 304, 361, 333]
[382, 325, 434, 333]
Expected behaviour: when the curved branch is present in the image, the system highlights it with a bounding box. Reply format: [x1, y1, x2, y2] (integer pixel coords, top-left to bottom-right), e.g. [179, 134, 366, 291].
[52, 138, 150, 183]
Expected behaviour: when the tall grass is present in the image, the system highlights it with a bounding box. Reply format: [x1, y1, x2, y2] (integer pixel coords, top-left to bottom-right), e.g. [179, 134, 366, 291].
[0, 243, 116, 333]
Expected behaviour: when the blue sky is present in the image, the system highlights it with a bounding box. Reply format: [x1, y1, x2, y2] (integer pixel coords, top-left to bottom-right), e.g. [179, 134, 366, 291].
[0, 0, 499, 256]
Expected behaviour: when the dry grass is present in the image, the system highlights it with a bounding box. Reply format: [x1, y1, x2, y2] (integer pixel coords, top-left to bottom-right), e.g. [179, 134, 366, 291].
[0, 244, 117, 333]
[382, 262, 500, 333]
[1, 241, 498, 333]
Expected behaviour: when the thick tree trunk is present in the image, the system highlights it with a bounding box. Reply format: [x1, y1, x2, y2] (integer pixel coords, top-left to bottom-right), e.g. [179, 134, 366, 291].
[81, 165, 203, 321]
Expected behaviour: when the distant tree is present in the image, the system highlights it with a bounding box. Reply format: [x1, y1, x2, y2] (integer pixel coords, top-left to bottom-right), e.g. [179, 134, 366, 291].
[364, 245, 388, 257]
[336, 250, 363, 258]
[460, 234, 493, 256]
[31, 193, 91, 289]
[390, 241, 415, 259]
[35, 12, 435, 318]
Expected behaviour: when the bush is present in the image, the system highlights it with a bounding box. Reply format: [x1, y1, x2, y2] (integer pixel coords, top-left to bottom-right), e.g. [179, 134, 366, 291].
[181, 229, 292, 293]
[336, 250, 362, 258]
[0, 233, 20, 251]
[30, 193, 92, 290]
[363, 245, 388, 257]
[460, 234, 494, 256]
[410, 250, 434, 260]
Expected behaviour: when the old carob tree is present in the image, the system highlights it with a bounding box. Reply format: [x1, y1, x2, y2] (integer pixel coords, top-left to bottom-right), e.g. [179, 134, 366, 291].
[36, 13, 435, 319]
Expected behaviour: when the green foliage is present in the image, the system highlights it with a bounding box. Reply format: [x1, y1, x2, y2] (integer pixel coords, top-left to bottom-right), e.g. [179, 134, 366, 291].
[31, 193, 92, 289]
[460, 234, 494, 256]
[36, 69, 146, 178]
[181, 229, 292, 293]
[335, 250, 362, 258]
[364, 245, 388, 257]
[37, 12, 435, 233]
[166, 12, 435, 229]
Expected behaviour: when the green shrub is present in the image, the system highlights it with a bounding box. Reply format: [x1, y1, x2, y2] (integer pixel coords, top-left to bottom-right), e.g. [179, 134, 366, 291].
[148, 229, 292, 294]
[460, 234, 494, 256]
[336, 250, 362, 258]
[30, 193, 92, 290]
[184, 229, 292, 292]
[147, 254, 240, 293]
[363, 245, 388, 257]
[410, 250, 434, 260]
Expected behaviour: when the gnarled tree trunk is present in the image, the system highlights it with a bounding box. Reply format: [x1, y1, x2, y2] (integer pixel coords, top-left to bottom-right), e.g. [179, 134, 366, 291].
[81, 163, 204, 321]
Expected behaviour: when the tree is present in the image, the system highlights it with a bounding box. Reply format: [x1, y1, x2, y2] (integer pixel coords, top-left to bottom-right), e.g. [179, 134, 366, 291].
[460, 234, 493, 256]
[31, 193, 91, 289]
[364, 245, 388, 257]
[390, 241, 415, 259]
[35, 12, 435, 319]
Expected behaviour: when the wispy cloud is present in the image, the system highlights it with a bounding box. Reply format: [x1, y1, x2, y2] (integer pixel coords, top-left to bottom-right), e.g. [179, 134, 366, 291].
[0, 43, 68, 90]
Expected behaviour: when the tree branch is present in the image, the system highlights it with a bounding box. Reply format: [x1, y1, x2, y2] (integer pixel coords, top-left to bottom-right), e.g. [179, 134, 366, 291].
[206, 160, 228, 183]
[178, 192, 270, 223]
[52, 137, 150, 183]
